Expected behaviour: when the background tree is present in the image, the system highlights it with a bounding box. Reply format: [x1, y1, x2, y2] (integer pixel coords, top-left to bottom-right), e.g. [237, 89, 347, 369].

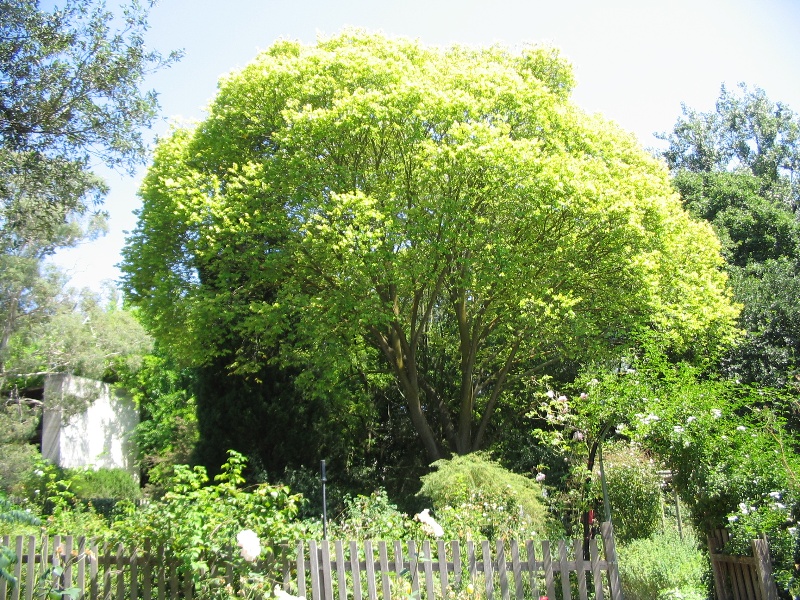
[0, 0, 180, 395]
[123, 31, 738, 463]
[660, 84, 800, 386]
[0, 0, 182, 240]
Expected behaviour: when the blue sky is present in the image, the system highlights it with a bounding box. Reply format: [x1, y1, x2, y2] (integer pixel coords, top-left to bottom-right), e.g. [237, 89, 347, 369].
[49, 0, 800, 292]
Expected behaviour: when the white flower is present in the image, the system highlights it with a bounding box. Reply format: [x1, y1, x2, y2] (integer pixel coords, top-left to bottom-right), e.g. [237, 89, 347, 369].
[673, 425, 684, 433]
[572, 431, 585, 441]
[736, 425, 747, 432]
[728, 515, 739, 522]
[34, 469, 44, 477]
[546, 390, 555, 399]
[738, 503, 749, 514]
[274, 585, 304, 600]
[686, 416, 697, 423]
[769, 491, 782, 500]
[535, 472, 546, 482]
[711, 408, 722, 419]
[237, 529, 261, 562]
[580, 392, 588, 400]
[415, 509, 444, 538]
[789, 527, 798, 536]
[589, 379, 599, 386]
[557, 395, 567, 402]
[639, 413, 659, 425]
[776, 503, 786, 510]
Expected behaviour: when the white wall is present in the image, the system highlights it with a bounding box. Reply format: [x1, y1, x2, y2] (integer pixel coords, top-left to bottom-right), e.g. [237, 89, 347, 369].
[42, 374, 139, 479]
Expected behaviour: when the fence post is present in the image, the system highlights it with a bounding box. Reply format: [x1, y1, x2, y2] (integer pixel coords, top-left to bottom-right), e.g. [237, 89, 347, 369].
[600, 522, 623, 600]
[707, 531, 729, 600]
[752, 536, 779, 600]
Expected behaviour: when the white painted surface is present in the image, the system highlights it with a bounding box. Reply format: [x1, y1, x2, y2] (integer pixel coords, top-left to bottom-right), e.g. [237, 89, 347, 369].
[42, 374, 139, 478]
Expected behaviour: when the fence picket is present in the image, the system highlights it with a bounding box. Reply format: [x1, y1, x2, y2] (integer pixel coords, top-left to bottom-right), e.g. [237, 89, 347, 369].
[141, 539, 152, 600]
[495, 539, 508, 600]
[320, 541, 333, 600]
[24, 536, 35, 600]
[601, 522, 623, 600]
[296, 541, 307, 599]
[589, 538, 604, 600]
[363, 541, 377, 600]
[542, 540, 556, 600]
[525, 540, 540, 598]
[334, 541, 347, 600]
[557, 540, 571, 600]
[574, 538, 587, 600]
[421, 541, 435, 600]
[11, 535, 23, 600]
[466, 540, 476, 584]
[155, 543, 165, 600]
[308, 541, 322, 600]
[479, 541, 493, 600]
[348, 541, 361, 600]
[378, 542, 390, 600]
[76, 537, 87, 600]
[90, 541, 100, 600]
[407, 540, 419, 599]
[167, 550, 179, 600]
[391, 541, 404, 596]
[0, 537, 6, 600]
[435, 540, 448, 599]
[509, 540, 523, 600]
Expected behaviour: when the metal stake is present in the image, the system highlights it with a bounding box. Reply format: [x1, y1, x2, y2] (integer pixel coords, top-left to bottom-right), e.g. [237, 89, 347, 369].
[321, 460, 328, 540]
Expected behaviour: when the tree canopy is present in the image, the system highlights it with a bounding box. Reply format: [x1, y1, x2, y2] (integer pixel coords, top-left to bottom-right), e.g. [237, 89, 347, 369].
[123, 31, 738, 460]
[0, 0, 177, 393]
[0, 0, 181, 251]
[660, 84, 800, 386]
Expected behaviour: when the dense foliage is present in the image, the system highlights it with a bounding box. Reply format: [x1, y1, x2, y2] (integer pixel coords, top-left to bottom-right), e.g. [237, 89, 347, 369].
[4, 16, 800, 597]
[1, 0, 178, 401]
[123, 30, 738, 463]
[660, 84, 800, 386]
[417, 452, 552, 540]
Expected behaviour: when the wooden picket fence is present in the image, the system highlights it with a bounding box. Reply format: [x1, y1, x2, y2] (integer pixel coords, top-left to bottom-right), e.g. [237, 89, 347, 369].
[707, 529, 779, 600]
[1, 523, 623, 600]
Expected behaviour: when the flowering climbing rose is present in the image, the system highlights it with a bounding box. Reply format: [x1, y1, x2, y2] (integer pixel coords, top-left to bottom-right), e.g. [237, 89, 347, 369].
[237, 529, 261, 562]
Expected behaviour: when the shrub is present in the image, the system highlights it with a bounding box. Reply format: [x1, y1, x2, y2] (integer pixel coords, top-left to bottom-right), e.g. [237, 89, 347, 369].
[330, 489, 412, 540]
[596, 444, 663, 543]
[723, 493, 799, 596]
[67, 467, 141, 500]
[107, 450, 311, 599]
[618, 528, 707, 600]
[418, 452, 551, 540]
[0, 494, 41, 536]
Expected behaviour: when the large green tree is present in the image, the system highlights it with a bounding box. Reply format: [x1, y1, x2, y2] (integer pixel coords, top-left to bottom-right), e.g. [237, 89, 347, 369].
[123, 31, 738, 460]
